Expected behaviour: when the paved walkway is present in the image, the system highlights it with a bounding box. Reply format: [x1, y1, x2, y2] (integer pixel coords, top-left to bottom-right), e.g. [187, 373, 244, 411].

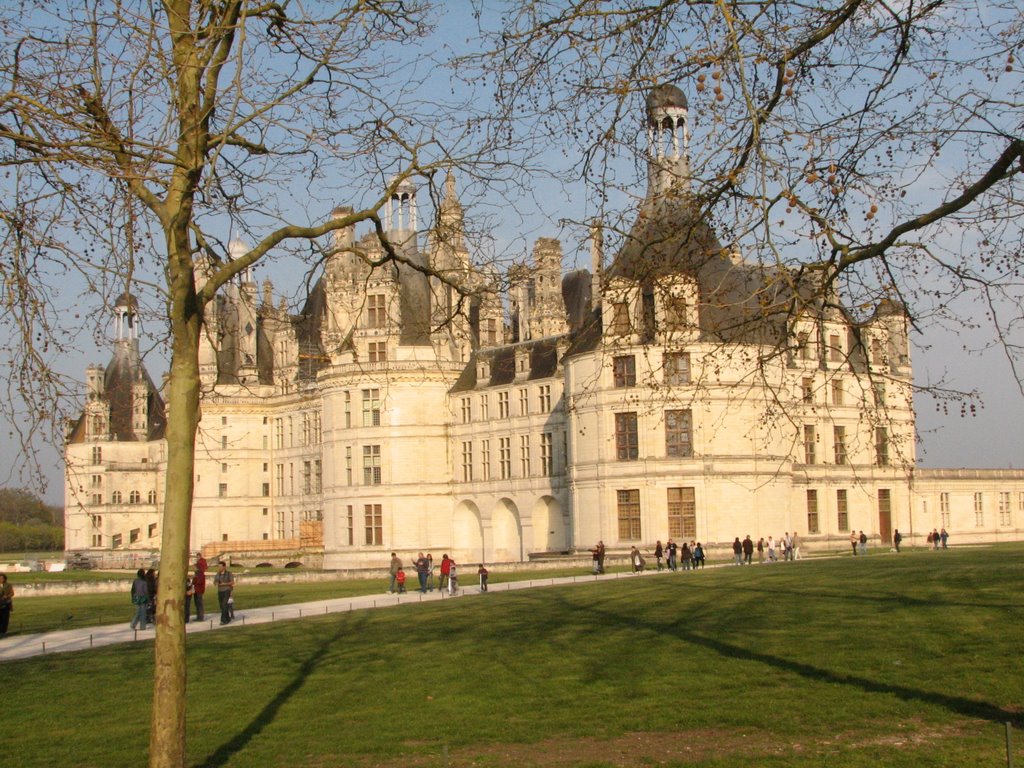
[0, 568, 672, 662]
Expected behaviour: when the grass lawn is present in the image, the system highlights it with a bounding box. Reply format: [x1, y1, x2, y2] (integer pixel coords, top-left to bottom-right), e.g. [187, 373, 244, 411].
[2, 545, 1022, 767]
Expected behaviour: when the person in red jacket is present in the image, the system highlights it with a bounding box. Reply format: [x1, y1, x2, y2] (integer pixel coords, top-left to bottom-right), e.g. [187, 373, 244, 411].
[439, 554, 452, 592]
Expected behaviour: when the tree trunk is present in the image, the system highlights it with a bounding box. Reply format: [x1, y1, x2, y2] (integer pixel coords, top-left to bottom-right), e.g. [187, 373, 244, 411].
[149, 235, 203, 768]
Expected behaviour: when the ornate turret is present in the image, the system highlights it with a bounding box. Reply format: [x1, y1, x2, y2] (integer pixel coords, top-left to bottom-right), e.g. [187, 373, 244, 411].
[645, 83, 691, 201]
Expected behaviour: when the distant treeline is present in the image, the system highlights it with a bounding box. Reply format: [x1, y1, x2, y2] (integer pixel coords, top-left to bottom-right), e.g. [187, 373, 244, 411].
[0, 488, 64, 553]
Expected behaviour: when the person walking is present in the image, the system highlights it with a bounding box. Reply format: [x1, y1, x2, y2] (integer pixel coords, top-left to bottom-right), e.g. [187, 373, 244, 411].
[940, 528, 949, 549]
[214, 561, 234, 625]
[439, 554, 451, 592]
[388, 552, 402, 593]
[144, 568, 158, 626]
[732, 537, 743, 565]
[767, 536, 776, 562]
[791, 532, 801, 560]
[192, 562, 206, 621]
[667, 539, 678, 571]
[414, 552, 430, 593]
[858, 530, 867, 556]
[756, 537, 765, 563]
[477, 564, 489, 592]
[893, 529, 903, 553]
[0, 573, 14, 637]
[850, 530, 859, 556]
[129, 569, 149, 630]
[654, 540, 664, 571]
[693, 542, 705, 569]
[742, 535, 754, 565]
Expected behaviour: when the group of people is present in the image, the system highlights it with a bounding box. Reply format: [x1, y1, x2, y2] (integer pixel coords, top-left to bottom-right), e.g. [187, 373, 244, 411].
[652, 539, 706, 571]
[926, 528, 950, 550]
[129, 556, 235, 630]
[388, 552, 489, 596]
[735, 533, 802, 564]
[128, 567, 159, 630]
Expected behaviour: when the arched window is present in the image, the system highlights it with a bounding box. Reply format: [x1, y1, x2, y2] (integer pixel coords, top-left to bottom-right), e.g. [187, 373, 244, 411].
[111, 491, 122, 504]
[148, 490, 157, 504]
[129, 490, 141, 504]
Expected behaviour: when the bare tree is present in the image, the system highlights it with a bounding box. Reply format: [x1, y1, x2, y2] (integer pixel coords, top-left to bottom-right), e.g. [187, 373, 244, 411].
[0, 2, 519, 765]
[467, 0, 1024, 401]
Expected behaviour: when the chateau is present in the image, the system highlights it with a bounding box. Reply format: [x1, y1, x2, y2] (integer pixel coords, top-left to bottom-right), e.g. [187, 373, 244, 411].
[64, 85, 1024, 567]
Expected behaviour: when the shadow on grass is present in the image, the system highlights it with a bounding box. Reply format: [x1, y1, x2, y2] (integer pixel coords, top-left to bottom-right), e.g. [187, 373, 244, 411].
[566, 591, 1024, 730]
[198, 614, 362, 767]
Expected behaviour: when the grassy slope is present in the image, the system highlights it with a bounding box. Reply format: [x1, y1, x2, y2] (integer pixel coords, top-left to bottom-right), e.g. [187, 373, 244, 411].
[2, 547, 1022, 767]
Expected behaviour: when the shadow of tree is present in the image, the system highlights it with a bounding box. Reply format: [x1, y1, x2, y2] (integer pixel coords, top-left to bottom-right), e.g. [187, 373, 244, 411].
[197, 614, 361, 767]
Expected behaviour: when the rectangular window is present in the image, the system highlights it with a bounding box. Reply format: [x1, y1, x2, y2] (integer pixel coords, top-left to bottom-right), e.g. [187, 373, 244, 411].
[314, 460, 322, 494]
[218, 483, 228, 498]
[519, 388, 529, 416]
[613, 355, 636, 387]
[363, 445, 382, 485]
[871, 337, 885, 365]
[798, 331, 815, 361]
[346, 446, 353, 486]
[498, 391, 509, 419]
[940, 491, 950, 527]
[879, 488, 892, 531]
[519, 434, 531, 476]
[538, 384, 552, 412]
[875, 427, 889, 466]
[221, 435, 228, 450]
[667, 487, 696, 539]
[275, 418, 284, 449]
[112, 533, 122, 548]
[367, 293, 387, 328]
[302, 461, 312, 494]
[368, 342, 387, 362]
[462, 441, 473, 482]
[612, 302, 630, 336]
[974, 492, 984, 527]
[346, 505, 354, 546]
[362, 389, 380, 426]
[540, 432, 553, 476]
[345, 391, 352, 428]
[803, 425, 816, 465]
[665, 294, 687, 330]
[664, 352, 691, 386]
[485, 318, 498, 345]
[497, 438, 509, 481]
[481, 439, 491, 481]
[802, 377, 814, 404]
[91, 474, 102, 488]
[806, 490, 819, 534]
[130, 528, 140, 544]
[364, 504, 382, 546]
[873, 381, 886, 406]
[831, 379, 844, 406]
[149, 523, 158, 538]
[499, 437, 511, 480]
[480, 394, 489, 420]
[617, 489, 641, 540]
[460, 397, 472, 424]
[837, 489, 849, 531]
[998, 492, 1011, 526]
[91, 446, 102, 464]
[615, 412, 639, 460]
[833, 426, 847, 465]
[665, 409, 693, 458]
[262, 482, 270, 497]
[829, 333, 842, 362]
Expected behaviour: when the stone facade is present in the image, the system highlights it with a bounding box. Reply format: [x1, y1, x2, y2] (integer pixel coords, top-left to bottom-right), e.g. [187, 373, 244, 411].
[65, 85, 1024, 566]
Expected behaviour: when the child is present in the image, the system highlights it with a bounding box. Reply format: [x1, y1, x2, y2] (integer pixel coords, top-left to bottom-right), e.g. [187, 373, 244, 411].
[447, 561, 457, 596]
[477, 564, 489, 592]
[395, 567, 407, 594]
